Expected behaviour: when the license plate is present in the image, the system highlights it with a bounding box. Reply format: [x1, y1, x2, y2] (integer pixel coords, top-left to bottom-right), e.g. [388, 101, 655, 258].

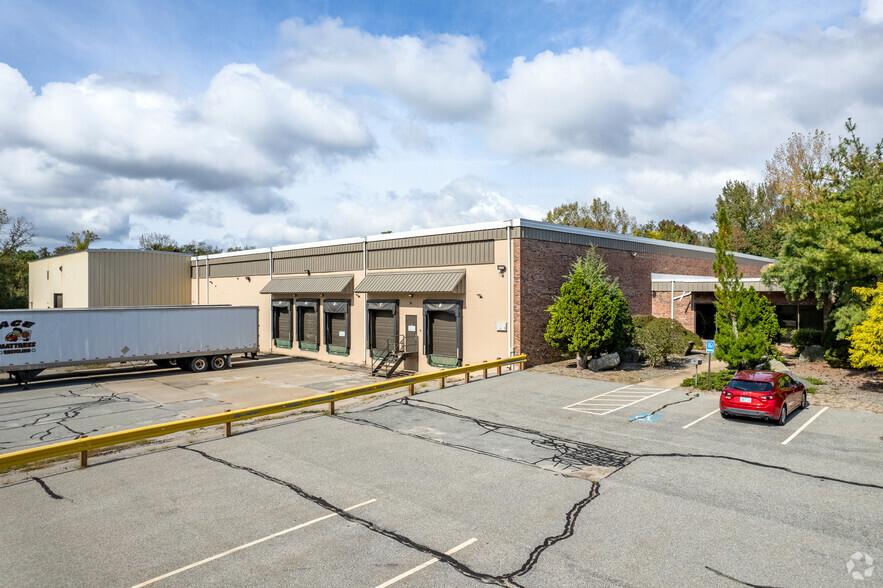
[739, 396, 752, 403]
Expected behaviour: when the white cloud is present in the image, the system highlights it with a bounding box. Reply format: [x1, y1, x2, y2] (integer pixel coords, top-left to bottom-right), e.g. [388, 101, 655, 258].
[486, 48, 683, 159]
[276, 18, 494, 121]
[864, 0, 883, 23]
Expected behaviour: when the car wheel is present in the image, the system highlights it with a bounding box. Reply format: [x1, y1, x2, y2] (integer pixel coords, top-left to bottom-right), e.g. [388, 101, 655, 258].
[777, 404, 787, 426]
[801, 392, 809, 409]
[189, 356, 208, 373]
[209, 355, 227, 371]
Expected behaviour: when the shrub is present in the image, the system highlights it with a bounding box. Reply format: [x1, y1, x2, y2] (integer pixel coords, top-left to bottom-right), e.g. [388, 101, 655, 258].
[631, 314, 655, 329]
[681, 369, 736, 391]
[545, 248, 634, 368]
[790, 328, 824, 355]
[633, 317, 703, 367]
[822, 319, 850, 368]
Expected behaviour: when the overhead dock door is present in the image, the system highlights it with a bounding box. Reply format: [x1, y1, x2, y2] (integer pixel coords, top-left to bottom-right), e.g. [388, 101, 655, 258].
[272, 299, 293, 348]
[424, 301, 462, 367]
[295, 298, 319, 352]
[323, 299, 350, 355]
[367, 300, 397, 358]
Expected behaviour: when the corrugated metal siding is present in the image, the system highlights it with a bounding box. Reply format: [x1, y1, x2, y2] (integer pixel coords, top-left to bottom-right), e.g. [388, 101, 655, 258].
[89, 251, 190, 307]
[274, 242, 363, 259]
[208, 259, 271, 278]
[260, 275, 354, 294]
[368, 241, 493, 269]
[274, 252, 362, 274]
[355, 271, 466, 293]
[367, 229, 506, 250]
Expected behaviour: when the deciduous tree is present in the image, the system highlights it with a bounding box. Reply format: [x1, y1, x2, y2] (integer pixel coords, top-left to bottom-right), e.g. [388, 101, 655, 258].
[849, 282, 883, 371]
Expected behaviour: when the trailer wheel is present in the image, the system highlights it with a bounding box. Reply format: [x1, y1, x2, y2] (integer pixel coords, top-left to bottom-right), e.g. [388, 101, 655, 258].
[209, 355, 227, 371]
[189, 356, 208, 373]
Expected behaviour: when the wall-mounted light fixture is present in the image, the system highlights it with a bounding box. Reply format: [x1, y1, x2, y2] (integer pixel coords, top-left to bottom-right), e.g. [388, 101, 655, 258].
[477, 293, 483, 298]
[631, 252, 637, 257]
[305, 269, 311, 276]
[408, 293, 413, 298]
[497, 264, 506, 275]
[245, 276, 251, 282]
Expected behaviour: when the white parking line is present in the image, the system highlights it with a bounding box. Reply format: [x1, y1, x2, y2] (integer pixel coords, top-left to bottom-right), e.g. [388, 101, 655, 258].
[781, 407, 829, 445]
[130, 498, 377, 587]
[564, 385, 671, 416]
[374, 537, 477, 588]
[682, 409, 719, 429]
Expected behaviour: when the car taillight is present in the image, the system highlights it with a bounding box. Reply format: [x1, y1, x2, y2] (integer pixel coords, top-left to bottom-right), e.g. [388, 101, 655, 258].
[723, 391, 732, 396]
[760, 395, 773, 400]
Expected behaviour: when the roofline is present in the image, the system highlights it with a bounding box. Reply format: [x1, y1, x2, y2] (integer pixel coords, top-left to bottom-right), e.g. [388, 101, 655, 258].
[192, 218, 778, 265]
[29, 248, 192, 263]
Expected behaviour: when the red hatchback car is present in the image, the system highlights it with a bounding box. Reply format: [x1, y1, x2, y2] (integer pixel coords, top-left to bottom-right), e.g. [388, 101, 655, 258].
[720, 371, 808, 425]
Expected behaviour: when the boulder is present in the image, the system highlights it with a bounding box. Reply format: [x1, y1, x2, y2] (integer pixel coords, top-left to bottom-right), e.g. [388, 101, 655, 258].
[768, 358, 789, 373]
[799, 345, 825, 362]
[621, 347, 642, 363]
[589, 352, 620, 372]
[753, 355, 770, 370]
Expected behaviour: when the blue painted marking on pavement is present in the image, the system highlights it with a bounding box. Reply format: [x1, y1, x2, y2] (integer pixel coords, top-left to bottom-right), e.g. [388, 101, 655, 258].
[629, 413, 664, 422]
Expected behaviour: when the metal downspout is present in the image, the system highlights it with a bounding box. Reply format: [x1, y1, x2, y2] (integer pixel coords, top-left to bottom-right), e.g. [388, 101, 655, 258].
[507, 221, 513, 357]
[670, 280, 674, 320]
[362, 237, 368, 365]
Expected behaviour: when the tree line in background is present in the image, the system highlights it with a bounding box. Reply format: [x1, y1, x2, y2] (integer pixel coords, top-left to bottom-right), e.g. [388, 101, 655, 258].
[0, 218, 252, 309]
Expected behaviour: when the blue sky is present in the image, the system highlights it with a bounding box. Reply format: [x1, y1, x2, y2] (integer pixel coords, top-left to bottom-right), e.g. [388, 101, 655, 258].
[1, 0, 880, 250]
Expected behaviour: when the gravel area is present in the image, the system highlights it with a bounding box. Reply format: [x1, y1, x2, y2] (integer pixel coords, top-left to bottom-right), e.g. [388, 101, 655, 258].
[530, 355, 696, 385]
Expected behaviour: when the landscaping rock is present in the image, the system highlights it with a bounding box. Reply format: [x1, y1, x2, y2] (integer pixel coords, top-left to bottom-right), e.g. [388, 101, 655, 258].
[589, 352, 620, 372]
[754, 355, 769, 370]
[622, 347, 642, 363]
[799, 345, 825, 362]
[769, 358, 789, 373]
[684, 341, 695, 356]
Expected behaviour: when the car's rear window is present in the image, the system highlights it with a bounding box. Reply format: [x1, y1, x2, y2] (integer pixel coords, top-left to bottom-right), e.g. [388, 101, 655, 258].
[726, 380, 774, 392]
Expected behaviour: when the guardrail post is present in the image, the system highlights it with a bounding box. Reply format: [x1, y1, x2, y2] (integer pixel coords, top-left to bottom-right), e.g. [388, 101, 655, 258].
[224, 410, 232, 438]
[440, 377, 445, 389]
[408, 384, 415, 395]
[496, 357, 502, 376]
[79, 449, 88, 468]
[483, 360, 488, 379]
[465, 371, 470, 383]
[329, 401, 335, 415]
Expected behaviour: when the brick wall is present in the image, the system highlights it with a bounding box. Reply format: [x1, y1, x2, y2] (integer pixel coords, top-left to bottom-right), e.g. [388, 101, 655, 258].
[513, 238, 766, 365]
[651, 291, 696, 331]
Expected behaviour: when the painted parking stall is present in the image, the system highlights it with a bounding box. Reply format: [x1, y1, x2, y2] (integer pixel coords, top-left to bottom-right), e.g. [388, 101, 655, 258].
[563, 384, 671, 416]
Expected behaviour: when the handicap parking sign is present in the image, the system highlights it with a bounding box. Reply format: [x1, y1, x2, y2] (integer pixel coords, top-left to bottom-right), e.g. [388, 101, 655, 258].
[705, 340, 715, 354]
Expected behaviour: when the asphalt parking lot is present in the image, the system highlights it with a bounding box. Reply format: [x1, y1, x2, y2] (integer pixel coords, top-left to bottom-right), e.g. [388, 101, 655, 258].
[1, 369, 880, 587]
[0, 356, 375, 454]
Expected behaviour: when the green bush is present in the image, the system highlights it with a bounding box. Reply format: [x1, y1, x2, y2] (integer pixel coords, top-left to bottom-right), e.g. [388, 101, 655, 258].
[633, 317, 703, 366]
[790, 328, 824, 354]
[631, 314, 655, 329]
[822, 319, 850, 367]
[681, 369, 736, 391]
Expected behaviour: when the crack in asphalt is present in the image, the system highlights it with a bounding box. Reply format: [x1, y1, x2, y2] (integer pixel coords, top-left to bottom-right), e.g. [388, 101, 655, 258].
[636, 452, 883, 490]
[31, 476, 64, 500]
[704, 565, 781, 587]
[179, 445, 527, 587]
[626, 391, 699, 423]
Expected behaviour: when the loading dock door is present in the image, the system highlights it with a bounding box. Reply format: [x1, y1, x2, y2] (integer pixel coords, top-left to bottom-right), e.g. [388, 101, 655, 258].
[272, 299, 293, 349]
[295, 299, 319, 352]
[424, 300, 462, 367]
[324, 299, 350, 356]
[367, 300, 398, 358]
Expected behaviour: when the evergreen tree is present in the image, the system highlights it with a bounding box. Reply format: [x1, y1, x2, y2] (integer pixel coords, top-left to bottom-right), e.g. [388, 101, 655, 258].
[545, 248, 634, 368]
[713, 209, 782, 368]
[848, 283, 883, 372]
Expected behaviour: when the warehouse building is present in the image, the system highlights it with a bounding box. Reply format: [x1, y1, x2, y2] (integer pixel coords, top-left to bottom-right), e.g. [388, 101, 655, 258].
[187, 219, 776, 370]
[30, 220, 795, 371]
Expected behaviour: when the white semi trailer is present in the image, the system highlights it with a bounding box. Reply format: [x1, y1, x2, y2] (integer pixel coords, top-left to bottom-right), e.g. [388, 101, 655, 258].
[0, 306, 259, 386]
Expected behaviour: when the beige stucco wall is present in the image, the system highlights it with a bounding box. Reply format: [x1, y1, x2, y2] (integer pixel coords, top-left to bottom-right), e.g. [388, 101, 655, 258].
[29, 252, 90, 308]
[191, 239, 512, 371]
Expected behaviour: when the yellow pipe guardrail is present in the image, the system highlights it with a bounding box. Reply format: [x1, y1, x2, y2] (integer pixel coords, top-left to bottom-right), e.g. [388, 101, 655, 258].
[0, 355, 526, 470]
